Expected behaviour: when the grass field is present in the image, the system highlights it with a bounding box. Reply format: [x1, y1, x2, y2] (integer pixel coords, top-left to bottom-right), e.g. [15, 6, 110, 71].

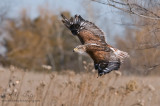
[0, 66, 159, 106]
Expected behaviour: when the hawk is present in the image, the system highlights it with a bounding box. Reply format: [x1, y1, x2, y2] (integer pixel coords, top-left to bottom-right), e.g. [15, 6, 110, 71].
[61, 14, 129, 76]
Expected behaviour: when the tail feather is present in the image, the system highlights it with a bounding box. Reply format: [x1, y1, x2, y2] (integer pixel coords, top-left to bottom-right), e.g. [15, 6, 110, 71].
[109, 46, 129, 63]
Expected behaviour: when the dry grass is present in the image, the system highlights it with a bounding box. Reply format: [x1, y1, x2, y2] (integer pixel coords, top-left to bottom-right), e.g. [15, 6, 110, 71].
[0, 66, 160, 106]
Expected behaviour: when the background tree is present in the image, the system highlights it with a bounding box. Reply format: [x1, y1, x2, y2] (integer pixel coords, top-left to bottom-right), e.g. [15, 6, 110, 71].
[92, 0, 160, 75]
[3, 9, 90, 71]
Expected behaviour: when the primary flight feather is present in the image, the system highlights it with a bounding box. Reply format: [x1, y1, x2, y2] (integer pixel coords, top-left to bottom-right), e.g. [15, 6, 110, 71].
[61, 14, 129, 76]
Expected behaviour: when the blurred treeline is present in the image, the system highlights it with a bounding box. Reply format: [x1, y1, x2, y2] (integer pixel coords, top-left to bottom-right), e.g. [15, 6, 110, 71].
[116, 19, 160, 75]
[113, 0, 160, 75]
[0, 10, 90, 71]
[0, 0, 160, 75]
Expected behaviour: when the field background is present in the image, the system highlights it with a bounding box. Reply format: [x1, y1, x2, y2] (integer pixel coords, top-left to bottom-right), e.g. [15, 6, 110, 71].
[0, 0, 160, 106]
[0, 66, 159, 106]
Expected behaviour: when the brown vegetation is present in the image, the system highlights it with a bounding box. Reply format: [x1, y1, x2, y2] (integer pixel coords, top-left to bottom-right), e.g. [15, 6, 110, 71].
[0, 0, 160, 106]
[0, 66, 159, 106]
[2, 10, 90, 71]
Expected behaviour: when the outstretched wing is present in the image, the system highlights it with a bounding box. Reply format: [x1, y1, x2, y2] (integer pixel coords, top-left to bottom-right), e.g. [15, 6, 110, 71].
[96, 61, 121, 76]
[61, 14, 106, 44]
[61, 14, 129, 77]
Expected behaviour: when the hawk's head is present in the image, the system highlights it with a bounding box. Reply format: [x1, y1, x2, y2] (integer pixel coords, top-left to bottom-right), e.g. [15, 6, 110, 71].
[73, 45, 87, 54]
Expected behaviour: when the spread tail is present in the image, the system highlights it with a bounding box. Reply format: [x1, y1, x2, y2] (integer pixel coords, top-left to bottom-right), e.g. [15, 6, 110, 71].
[109, 46, 129, 63]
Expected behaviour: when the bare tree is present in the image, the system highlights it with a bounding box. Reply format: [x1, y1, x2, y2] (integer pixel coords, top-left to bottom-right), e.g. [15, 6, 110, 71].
[91, 0, 160, 20]
[91, 0, 160, 75]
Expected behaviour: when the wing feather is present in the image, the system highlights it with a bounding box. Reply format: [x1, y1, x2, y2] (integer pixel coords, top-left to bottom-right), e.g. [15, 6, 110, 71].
[61, 14, 129, 77]
[61, 14, 106, 44]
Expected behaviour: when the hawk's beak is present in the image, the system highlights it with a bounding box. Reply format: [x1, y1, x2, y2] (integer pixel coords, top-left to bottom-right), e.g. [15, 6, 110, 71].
[73, 48, 77, 52]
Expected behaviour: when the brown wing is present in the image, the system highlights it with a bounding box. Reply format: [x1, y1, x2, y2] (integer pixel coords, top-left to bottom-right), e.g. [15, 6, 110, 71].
[83, 44, 118, 63]
[61, 14, 121, 76]
[61, 14, 107, 45]
[78, 29, 105, 45]
[82, 43, 121, 76]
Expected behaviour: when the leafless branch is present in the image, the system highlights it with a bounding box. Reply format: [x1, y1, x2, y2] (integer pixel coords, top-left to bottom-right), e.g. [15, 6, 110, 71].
[91, 0, 160, 20]
[126, 43, 160, 50]
[144, 64, 160, 75]
[136, 43, 160, 50]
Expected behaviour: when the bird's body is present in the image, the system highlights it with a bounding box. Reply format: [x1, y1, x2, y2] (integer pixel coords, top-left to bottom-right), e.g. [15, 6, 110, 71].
[61, 14, 129, 76]
[88, 51, 109, 63]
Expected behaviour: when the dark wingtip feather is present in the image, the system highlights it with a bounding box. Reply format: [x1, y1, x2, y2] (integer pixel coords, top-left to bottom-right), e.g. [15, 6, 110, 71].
[75, 14, 78, 17]
[61, 14, 71, 28]
[61, 14, 86, 35]
[61, 20, 66, 24]
[61, 14, 65, 19]
[61, 14, 69, 22]
[97, 61, 121, 76]
[78, 15, 85, 21]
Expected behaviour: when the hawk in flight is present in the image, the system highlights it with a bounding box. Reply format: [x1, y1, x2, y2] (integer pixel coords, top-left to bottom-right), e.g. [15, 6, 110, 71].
[61, 14, 129, 77]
